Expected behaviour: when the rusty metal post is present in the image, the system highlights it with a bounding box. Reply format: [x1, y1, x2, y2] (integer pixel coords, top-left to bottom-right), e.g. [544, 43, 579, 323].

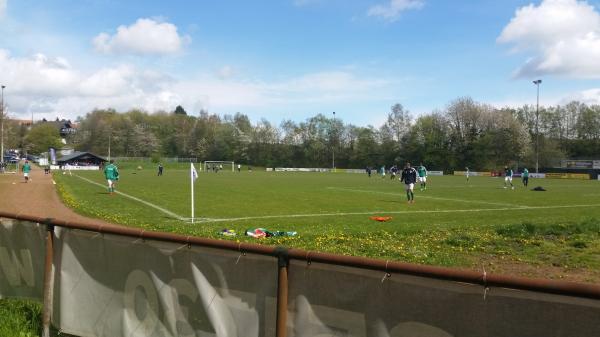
[42, 220, 55, 337]
[275, 247, 289, 337]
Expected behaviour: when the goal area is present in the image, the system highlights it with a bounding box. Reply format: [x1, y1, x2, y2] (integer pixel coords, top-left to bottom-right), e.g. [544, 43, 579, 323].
[203, 161, 235, 172]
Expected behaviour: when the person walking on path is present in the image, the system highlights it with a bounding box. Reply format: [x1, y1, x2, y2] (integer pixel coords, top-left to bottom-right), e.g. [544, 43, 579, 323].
[104, 160, 119, 195]
[22, 160, 31, 183]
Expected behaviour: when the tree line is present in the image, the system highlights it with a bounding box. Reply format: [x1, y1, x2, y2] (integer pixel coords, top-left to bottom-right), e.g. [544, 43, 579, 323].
[5, 98, 600, 171]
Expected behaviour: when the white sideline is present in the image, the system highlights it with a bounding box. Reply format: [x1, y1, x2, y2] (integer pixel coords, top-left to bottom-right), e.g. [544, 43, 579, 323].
[73, 174, 187, 221]
[195, 203, 600, 223]
[327, 187, 524, 208]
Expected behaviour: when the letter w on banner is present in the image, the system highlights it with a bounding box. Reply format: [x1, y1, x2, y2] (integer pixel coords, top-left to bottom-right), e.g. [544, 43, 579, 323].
[0, 219, 46, 299]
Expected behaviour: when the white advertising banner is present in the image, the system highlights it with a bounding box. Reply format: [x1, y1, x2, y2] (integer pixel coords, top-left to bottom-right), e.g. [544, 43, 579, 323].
[345, 169, 366, 174]
[287, 261, 600, 337]
[428, 171, 444, 176]
[454, 171, 491, 177]
[53, 228, 278, 337]
[275, 168, 330, 172]
[0, 219, 46, 300]
[62, 165, 100, 171]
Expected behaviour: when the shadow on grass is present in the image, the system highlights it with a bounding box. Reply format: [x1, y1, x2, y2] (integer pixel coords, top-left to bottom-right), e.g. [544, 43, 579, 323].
[496, 218, 600, 238]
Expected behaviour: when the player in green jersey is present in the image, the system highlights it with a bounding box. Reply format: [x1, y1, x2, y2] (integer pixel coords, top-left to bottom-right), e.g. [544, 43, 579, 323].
[103, 160, 119, 194]
[417, 163, 428, 191]
[22, 161, 31, 183]
[504, 166, 514, 190]
[522, 168, 529, 187]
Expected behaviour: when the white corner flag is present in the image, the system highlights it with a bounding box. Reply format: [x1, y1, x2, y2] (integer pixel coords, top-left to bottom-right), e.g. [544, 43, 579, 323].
[191, 163, 198, 223]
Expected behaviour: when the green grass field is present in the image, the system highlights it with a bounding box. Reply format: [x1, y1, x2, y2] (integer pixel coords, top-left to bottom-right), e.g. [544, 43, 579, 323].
[0, 299, 41, 337]
[53, 167, 600, 281]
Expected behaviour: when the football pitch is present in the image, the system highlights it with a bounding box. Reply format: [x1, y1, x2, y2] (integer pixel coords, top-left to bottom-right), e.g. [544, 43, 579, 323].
[54, 168, 600, 280]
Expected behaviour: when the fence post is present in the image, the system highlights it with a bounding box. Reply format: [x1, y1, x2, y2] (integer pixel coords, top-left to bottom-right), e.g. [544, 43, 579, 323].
[42, 219, 55, 337]
[275, 247, 289, 337]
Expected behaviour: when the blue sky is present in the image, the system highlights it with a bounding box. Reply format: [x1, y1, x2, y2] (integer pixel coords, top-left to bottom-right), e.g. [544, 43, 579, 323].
[1, 0, 600, 126]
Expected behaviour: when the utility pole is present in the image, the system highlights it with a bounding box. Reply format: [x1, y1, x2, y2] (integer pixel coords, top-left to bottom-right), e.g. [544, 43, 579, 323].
[533, 80, 542, 173]
[1, 85, 5, 161]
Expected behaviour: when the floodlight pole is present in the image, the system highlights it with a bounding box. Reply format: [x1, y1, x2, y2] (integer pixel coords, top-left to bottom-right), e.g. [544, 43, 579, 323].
[1, 85, 5, 161]
[533, 80, 542, 173]
[108, 132, 111, 161]
[332, 111, 336, 172]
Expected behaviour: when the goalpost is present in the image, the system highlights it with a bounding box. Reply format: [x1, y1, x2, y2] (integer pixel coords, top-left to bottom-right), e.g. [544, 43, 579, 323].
[0, 162, 19, 174]
[203, 161, 235, 172]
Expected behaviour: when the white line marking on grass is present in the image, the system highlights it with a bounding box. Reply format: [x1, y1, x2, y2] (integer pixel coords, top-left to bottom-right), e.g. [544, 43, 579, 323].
[73, 174, 186, 221]
[196, 204, 600, 223]
[326, 187, 525, 208]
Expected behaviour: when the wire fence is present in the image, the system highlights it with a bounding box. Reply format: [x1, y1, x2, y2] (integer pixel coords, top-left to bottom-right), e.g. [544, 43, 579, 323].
[112, 156, 200, 163]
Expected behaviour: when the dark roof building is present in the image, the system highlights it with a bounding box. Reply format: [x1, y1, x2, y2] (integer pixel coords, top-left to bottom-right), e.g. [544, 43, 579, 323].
[57, 152, 107, 166]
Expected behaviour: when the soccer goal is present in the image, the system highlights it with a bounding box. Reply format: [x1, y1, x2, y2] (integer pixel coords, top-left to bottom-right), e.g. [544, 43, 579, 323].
[203, 161, 235, 172]
[0, 162, 19, 174]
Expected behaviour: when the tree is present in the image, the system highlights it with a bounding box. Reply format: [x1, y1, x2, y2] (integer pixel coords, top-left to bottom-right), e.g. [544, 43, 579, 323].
[174, 105, 187, 115]
[404, 113, 450, 170]
[131, 125, 159, 157]
[21, 95, 600, 171]
[24, 123, 63, 154]
[385, 103, 412, 142]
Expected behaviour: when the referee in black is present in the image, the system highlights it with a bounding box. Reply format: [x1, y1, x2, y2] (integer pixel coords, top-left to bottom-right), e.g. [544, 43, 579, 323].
[400, 162, 418, 204]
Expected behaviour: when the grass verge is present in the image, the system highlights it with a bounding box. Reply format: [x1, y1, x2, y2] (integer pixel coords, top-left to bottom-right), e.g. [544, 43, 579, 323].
[0, 299, 42, 337]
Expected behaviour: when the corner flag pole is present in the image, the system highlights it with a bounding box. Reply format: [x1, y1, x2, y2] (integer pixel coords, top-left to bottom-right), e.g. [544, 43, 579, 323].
[191, 163, 197, 223]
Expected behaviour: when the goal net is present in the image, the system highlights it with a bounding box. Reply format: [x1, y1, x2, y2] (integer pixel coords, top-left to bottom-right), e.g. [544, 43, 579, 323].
[203, 161, 235, 172]
[0, 162, 19, 174]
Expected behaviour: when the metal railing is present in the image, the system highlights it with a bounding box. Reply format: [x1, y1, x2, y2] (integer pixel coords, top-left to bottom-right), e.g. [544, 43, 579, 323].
[1, 210, 599, 337]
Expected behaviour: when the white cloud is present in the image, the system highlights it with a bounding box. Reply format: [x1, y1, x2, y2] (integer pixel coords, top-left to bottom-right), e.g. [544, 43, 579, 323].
[0, 0, 6, 18]
[0, 49, 394, 122]
[274, 71, 388, 100]
[78, 65, 136, 97]
[367, 0, 424, 21]
[93, 18, 190, 55]
[498, 0, 600, 78]
[217, 65, 234, 79]
[565, 88, 600, 105]
[0, 50, 80, 97]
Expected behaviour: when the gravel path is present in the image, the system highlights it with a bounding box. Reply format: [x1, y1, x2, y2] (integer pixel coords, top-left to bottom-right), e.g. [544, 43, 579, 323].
[0, 166, 113, 226]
